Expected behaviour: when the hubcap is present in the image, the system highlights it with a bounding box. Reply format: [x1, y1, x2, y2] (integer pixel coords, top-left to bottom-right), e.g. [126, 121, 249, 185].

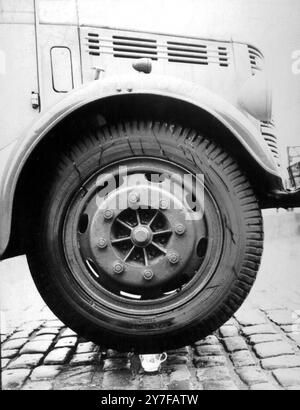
[131, 226, 152, 247]
[63, 157, 223, 308]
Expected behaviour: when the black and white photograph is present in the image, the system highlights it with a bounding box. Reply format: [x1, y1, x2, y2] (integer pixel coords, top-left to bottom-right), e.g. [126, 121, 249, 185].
[1, 0, 300, 393]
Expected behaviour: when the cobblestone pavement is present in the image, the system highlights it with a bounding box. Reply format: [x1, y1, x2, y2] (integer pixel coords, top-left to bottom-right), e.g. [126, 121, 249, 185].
[1, 212, 300, 390]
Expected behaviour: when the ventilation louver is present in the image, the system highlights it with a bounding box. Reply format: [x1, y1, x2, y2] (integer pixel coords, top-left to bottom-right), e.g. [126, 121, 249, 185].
[167, 41, 229, 66]
[248, 46, 264, 75]
[86, 32, 230, 67]
[261, 121, 280, 166]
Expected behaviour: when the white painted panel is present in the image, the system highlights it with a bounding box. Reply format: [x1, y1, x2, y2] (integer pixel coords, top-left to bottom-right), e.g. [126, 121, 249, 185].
[0, 24, 38, 149]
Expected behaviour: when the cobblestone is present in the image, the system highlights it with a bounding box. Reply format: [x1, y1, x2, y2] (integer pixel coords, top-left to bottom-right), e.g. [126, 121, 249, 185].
[203, 380, 238, 390]
[248, 333, 283, 345]
[223, 337, 248, 353]
[195, 336, 219, 346]
[195, 345, 223, 356]
[140, 374, 164, 390]
[169, 366, 192, 390]
[43, 348, 71, 365]
[261, 355, 300, 370]
[266, 310, 294, 326]
[235, 309, 267, 326]
[55, 336, 77, 348]
[273, 368, 300, 387]
[22, 381, 53, 390]
[197, 366, 232, 382]
[219, 326, 239, 338]
[76, 342, 99, 354]
[20, 340, 53, 354]
[8, 354, 43, 369]
[102, 371, 139, 390]
[230, 351, 256, 368]
[2, 349, 18, 359]
[44, 320, 64, 329]
[166, 354, 189, 365]
[53, 366, 95, 390]
[242, 324, 276, 336]
[1, 358, 10, 368]
[194, 355, 227, 368]
[30, 365, 62, 381]
[3, 338, 28, 350]
[236, 366, 268, 386]
[288, 333, 300, 346]
[281, 325, 296, 333]
[103, 358, 131, 371]
[253, 341, 294, 359]
[2, 369, 31, 390]
[250, 383, 279, 390]
[35, 328, 60, 336]
[60, 328, 78, 338]
[10, 330, 33, 339]
[70, 353, 100, 366]
[33, 334, 56, 342]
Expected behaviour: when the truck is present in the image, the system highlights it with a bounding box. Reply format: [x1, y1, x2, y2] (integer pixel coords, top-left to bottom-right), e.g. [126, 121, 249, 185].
[1, 0, 299, 353]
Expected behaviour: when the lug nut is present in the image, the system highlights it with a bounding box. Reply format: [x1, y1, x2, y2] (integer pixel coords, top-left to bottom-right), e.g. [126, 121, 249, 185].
[159, 199, 168, 210]
[104, 209, 114, 221]
[175, 224, 186, 236]
[113, 262, 124, 274]
[167, 251, 180, 265]
[128, 192, 140, 205]
[97, 238, 107, 249]
[143, 269, 154, 281]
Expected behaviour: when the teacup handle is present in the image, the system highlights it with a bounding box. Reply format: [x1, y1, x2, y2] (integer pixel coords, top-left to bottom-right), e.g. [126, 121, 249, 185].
[160, 352, 167, 363]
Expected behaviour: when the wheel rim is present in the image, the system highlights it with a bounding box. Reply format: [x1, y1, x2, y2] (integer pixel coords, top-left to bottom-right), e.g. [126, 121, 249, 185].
[63, 157, 224, 315]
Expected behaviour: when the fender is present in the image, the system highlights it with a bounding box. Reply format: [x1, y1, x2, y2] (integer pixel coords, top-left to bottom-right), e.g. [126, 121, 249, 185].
[0, 74, 280, 257]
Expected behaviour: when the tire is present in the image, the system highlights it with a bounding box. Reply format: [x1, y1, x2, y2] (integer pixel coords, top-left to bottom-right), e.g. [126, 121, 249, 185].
[27, 120, 263, 353]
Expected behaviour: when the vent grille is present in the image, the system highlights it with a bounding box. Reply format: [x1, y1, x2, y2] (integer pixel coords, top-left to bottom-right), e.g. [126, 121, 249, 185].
[112, 35, 158, 60]
[261, 120, 280, 166]
[248, 45, 264, 75]
[86, 32, 230, 67]
[87, 32, 101, 56]
[167, 41, 229, 66]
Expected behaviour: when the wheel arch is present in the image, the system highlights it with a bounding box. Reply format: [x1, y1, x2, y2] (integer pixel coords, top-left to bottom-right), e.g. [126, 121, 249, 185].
[1, 74, 282, 259]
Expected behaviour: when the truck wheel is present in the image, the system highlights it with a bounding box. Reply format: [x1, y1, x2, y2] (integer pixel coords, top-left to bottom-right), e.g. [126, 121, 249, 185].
[27, 120, 263, 353]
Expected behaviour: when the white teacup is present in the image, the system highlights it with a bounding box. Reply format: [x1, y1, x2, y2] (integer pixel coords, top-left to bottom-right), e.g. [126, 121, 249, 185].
[139, 353, 167, 372]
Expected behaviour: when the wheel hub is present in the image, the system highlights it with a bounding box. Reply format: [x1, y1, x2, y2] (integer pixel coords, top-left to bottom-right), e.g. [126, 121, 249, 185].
[131, 226, 152, 247]
[65, 158, 213, 301]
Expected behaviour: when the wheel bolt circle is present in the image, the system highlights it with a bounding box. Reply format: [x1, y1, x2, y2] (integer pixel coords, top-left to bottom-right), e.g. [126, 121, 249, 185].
[167, 251, 180, 265]
[175, 224, 186, 236]
[104, 209, 114, 221]
[113, 262, 124, 274]
[143, 269, 154, 281]
[97, 238, 107, 249]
